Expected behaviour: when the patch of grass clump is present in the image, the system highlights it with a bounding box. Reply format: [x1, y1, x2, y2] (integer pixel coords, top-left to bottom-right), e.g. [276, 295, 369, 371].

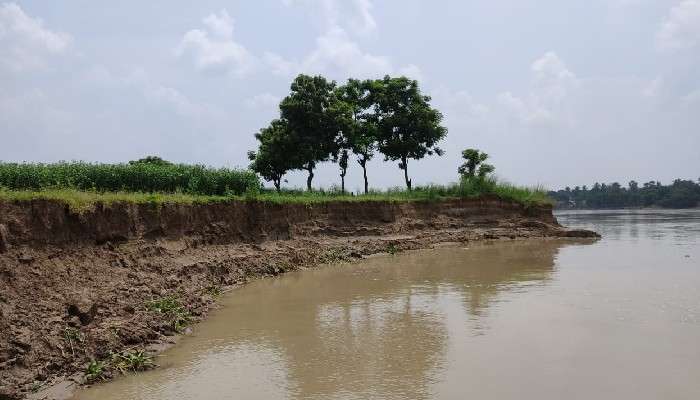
[85, 360, 106, 382]
[111, 350, 154, 373]
[204, 286, 222, 297]
[146, 296, 191, 332]
[386, 243, 399, 255]
[63, 327, 84, 355]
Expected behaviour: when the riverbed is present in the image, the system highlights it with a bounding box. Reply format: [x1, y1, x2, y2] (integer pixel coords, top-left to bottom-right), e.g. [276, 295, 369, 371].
[73, 209, 700, 399]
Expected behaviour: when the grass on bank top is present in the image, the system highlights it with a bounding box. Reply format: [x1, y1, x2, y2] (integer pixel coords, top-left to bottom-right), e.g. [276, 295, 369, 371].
[0, 177, 552, 212]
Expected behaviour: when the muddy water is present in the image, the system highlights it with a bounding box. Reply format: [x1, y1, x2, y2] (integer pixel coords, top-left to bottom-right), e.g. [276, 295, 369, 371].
[74, 210, 700, 400]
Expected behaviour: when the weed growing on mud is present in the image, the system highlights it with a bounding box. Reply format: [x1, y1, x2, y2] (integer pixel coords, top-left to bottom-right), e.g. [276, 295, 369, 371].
[146, 296, 191, 333]
[386, 243, 399, 255]
[204, 286, 222, 297]
[320, 248, 347, 264]
[85, 360, 106, 382]
[63, 327, 84, 355]
[111, 350, 154, 373]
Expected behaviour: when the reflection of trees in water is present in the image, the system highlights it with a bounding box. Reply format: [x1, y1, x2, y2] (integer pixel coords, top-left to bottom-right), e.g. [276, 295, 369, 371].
[224, 240, 568, 400]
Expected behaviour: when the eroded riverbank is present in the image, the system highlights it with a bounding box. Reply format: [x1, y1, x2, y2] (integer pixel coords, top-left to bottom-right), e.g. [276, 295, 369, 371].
[0, 198, 595, 399]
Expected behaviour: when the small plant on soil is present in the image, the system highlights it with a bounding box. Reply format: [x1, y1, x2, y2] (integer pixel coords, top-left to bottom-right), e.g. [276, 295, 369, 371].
[320, 248, 347, 264]
[204, 286, 222, 297]
[146, 296, 191, 333]
[386, 243, 399, 255]
[111, 350, 154, 374]
[85, 360, 106, 382]
[63, 327, 84, 355]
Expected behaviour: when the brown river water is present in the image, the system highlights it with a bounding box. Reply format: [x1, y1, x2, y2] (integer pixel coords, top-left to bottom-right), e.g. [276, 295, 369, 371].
[73, 210, 700, 400]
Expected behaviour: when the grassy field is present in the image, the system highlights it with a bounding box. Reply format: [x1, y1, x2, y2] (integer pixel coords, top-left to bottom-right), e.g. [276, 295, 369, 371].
[0, 177, 552, 212]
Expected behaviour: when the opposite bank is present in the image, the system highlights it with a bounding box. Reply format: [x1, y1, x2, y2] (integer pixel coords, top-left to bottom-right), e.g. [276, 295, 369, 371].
[0, 197, 597, 399]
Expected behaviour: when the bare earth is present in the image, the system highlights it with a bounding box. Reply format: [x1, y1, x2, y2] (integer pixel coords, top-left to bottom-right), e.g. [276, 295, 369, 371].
[0, 197, 596, 399]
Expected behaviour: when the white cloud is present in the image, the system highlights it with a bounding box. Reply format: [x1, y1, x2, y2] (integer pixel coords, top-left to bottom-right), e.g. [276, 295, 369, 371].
[656, 0, 700, 51]
[433, 88, 489, 120]
[267, 0, 418, 80]
[246, 93, 281, 109]
[642, 76, 664, 97]
[265, 26, 394, 79]
[397, 64, 423, 81]
[497, 52, 578, 127]
[0, 2, 71, 71]
[145, 86, 211, 118]
[283, 0, 377, 34]
[349, 0, 377, 35]
[683, 89, 700, 104]
[176, 9, 257, 76]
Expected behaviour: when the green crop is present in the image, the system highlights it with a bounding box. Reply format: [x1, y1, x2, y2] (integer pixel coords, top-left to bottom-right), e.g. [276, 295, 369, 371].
[0, 161, 260, 196]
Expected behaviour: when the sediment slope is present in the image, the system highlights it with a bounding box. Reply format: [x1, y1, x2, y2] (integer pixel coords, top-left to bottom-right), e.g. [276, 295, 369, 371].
[0, 197, 595, 399]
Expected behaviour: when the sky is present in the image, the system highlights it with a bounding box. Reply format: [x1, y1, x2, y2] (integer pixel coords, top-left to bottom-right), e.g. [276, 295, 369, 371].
[1, 0, 699, 191]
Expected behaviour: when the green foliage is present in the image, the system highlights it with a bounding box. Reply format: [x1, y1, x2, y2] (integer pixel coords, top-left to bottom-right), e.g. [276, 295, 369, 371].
[386, 243, 398, 255]
[336, 78, 377, 194]
[248, 119, 297, 192]
[0, 161, 259, 196]
[458, 148, 494, 178]
[279, 74, 351, 191]
[550, 179, 700, 209]
[372, 76, 447, 190]
[128, 156, 172, 167]
[85, 360, 106, 382]
[146, 296, 191, 332]
[111, 350, 154, 373]
[64, 327, 84, 355]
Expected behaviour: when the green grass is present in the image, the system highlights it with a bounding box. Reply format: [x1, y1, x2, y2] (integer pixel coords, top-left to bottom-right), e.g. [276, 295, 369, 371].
[0, 177, 552, 211]
[146, 296, 192, 333]
[85, 360, 106, 382]
[111, 350, 154, 373]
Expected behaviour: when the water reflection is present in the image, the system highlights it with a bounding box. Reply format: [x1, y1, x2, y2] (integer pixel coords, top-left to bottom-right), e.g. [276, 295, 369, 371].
[74, 240, 576, 400]
[556, 209, 700, 245]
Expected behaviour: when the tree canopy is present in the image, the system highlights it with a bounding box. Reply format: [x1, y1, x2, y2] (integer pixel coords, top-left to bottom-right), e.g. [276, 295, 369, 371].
[248, 74, 447, 192]
[372, 76, 447, 190]
[248, 119, 297, 192]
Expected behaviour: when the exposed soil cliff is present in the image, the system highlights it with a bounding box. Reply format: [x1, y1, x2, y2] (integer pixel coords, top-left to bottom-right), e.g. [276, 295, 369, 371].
[0, 197, 596, 399]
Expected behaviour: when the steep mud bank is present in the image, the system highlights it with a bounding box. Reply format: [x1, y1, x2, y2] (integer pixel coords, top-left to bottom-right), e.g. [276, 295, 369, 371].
[0, 197, 596, 399]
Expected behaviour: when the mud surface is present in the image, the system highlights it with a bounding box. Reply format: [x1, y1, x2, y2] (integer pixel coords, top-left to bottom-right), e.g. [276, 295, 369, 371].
[0, 198, 596, 399]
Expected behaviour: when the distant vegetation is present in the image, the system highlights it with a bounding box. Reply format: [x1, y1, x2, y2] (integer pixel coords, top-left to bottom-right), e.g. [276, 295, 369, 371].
[0, 161, 259, 196]
[549, 179, 700, 209]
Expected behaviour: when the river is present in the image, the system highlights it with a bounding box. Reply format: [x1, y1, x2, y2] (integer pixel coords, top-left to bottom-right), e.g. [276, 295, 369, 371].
[73, 209, 700, 400]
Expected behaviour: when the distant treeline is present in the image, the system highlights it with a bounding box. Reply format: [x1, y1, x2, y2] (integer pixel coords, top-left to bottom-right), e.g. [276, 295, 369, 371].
[0, 157, 260, 196]
[549, 179, 700, 209]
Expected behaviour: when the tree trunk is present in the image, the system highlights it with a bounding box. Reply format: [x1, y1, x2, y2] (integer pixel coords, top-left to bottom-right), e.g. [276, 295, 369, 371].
[402, 157, 412, 190]
[306, 164, 314, 192]
[341, 174, 345, 193]
[274, 178, 281, 193]
[359, 157, 369, 194]
[362, 163, 368, 194]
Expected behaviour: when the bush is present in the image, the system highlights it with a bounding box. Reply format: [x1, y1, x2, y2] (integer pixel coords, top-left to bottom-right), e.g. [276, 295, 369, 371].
[0, 161, 260, 196]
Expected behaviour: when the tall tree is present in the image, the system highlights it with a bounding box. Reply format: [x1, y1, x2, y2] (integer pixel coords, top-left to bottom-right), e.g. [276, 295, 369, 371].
[337, 79, 377, 194]
[248, 119, 296, 192]
[458, 148, 493, 178]
[336, 149, 349, 193]
[373, 76, 447, 190]
[279, 74, 348, 191]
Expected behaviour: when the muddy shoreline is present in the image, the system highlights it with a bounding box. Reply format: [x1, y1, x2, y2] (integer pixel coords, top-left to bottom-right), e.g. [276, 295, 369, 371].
[0, 197, 597, 399]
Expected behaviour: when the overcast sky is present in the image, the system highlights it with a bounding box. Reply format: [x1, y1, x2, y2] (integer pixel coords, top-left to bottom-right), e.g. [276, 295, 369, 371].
[1, 0, 698, 190]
